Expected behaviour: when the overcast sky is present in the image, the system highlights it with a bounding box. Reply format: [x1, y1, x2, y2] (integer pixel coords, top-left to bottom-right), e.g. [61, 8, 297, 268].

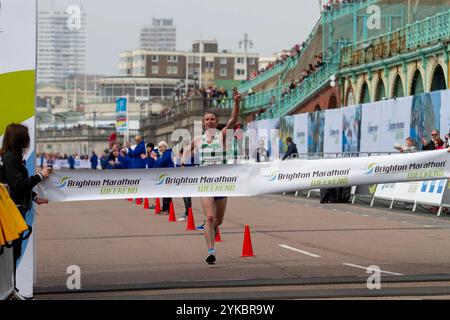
[40, 0, 322, 75]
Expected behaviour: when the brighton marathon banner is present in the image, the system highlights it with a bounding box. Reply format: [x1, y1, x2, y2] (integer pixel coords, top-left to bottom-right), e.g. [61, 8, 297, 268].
[37, 150, 450, 202]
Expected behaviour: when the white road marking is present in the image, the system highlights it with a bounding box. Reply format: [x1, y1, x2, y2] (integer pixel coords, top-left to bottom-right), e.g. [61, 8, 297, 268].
[423, 225, 433, 228]
[343, 263, 403, 276]
[279, 245, 321, 258]
[362, 214, 369, 217]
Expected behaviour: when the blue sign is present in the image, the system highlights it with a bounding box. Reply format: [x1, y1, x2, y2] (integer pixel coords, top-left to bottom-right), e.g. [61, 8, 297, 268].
[116, 97, 127, 113]
[116, 97, 128, 133]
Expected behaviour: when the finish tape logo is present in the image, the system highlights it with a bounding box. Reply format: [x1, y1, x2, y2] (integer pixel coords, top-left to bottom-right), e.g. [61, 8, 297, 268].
[154, 173, 238, 194]
[363, 161, 446, 180]
[265, 169, 350, 188]
[57, 177, 141, 195]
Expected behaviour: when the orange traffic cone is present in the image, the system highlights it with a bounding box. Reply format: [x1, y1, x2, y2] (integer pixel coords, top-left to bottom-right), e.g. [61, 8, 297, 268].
[127, 198, 133, 202]
[186, 208, 196, 231]
[241, 225, 254, 257]
[136, 198, 142, 205]
[155, 198, 161, 214]
[168, 201, 176, 222]
[143, 198, 150, 209]
[215, 228, 223, 242]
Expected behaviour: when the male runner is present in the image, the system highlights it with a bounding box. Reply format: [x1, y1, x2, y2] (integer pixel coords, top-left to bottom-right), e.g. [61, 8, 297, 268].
[183, 88, 241, 264]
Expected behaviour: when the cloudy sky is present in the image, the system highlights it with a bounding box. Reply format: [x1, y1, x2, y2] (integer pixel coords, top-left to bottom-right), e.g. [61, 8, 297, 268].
[39, 0, 322, 75]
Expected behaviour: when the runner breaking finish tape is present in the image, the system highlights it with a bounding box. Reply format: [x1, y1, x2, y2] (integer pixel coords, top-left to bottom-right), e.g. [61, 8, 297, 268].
[183, 88, 242, 265]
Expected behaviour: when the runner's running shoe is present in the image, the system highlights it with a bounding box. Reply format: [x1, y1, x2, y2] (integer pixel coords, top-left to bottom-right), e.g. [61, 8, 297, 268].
[206, 249, 216, 265]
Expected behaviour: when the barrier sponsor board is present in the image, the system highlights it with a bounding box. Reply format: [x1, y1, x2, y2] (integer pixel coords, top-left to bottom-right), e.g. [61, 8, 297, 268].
[374, 179, 447, 206]
[37, 150, 450, 202]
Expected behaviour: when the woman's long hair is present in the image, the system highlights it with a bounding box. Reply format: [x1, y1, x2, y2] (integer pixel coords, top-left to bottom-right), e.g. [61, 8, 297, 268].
[0, 123, 31, 157]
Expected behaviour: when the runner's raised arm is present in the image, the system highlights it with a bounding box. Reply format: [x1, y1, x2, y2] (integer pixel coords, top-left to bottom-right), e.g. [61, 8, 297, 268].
[220, 88, 241, 136]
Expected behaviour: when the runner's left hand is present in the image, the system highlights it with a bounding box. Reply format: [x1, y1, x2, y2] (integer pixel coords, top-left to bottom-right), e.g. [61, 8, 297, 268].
[233, 88, 241, 103]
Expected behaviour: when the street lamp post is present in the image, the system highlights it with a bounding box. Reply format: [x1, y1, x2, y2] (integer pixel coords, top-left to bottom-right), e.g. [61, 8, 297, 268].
[175, 80, 185, 101]
[239, 33, 254, 80]
[193, 72, 199, 91]
[54, 113, 67, 130]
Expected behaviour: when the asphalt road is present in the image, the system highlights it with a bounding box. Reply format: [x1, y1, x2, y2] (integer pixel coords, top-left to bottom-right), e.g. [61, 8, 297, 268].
[33, 193, 450, 299]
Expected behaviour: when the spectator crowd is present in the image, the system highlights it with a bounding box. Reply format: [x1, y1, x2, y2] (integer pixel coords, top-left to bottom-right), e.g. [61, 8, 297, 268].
[322, 0, 366, 12]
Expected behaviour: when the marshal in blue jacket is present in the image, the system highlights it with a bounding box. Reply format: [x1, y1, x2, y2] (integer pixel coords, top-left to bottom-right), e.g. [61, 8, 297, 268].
[128, 141, 147, 169]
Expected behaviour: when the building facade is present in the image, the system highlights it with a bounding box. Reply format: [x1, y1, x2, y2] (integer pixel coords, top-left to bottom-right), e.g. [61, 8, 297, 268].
[36, 125, 114, 156]
[37, 9, 86, 86]
[119, 41, 259, 88]
[140, 18, 176, 51]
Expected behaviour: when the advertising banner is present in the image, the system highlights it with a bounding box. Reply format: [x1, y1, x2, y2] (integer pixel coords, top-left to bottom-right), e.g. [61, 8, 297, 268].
[308, 111, 325, 154]
[0, 0, 36, 298]
[267, 118, 280, 158]
[256, 119, 269, 156]
[410, 92, 440, 150]
[360, 101, 384, 153]
[323, 108, 342, 154]
[381, 96, 412, 152]
[37, 150, 450, 202]
[293, 113, 308, 155]
[342, 105, 362, 153]
[279, 115, 294, 158]
[440, 90, 450, 141]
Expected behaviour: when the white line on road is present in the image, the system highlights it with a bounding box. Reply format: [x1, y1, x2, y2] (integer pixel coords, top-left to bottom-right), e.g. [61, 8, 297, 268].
[279, 245, 321, 258]
[343, 263, 403, 276]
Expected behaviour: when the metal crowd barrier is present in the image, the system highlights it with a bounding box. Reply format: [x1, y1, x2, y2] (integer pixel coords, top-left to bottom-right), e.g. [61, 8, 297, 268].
[0, 184, 14, 300]
[286, 152, 394, 160]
